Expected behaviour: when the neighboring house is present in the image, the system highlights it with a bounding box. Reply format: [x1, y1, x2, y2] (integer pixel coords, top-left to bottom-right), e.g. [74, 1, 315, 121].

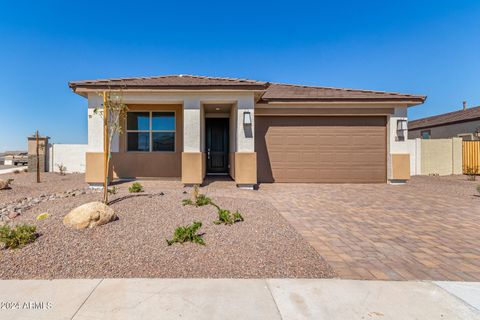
[408, 104, 480, 140]
[68, 75, 425, 187]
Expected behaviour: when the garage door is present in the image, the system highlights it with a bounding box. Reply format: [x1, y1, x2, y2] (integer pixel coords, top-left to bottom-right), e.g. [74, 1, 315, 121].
[255, 116, 387, 183]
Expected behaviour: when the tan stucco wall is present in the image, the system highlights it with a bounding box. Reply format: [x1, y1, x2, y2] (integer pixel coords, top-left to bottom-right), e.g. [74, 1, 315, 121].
[85, 152, 113, 183]
[409, 120, 480, 140]
[391, 154, 410, 180]
[181, 152, 204, 184]
[234, 152, 257, 185]
[421, 138, 462, 175]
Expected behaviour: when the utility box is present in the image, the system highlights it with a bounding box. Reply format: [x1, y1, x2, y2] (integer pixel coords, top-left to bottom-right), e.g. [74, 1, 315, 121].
[28, 135, 50, 172]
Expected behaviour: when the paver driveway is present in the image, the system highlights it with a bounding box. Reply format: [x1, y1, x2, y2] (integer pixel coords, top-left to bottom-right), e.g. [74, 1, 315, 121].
[253, 176, 480, 281]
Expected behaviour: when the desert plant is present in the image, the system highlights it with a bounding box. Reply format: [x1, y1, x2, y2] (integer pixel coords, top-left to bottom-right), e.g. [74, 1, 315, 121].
[22, 168, 28, 172]
[56, 163, 67, 175]
[128, 182, 144, 193]
[213, 207, 244, 225]
[181, 185, 212, 207]
[13, 170, 20, 174]
[465, 166, 479, 181]
[166, 221, 205, 246]
[0, 224, 38, 249]
[94, 92, 129, 204]
[107, 186, 118, 195]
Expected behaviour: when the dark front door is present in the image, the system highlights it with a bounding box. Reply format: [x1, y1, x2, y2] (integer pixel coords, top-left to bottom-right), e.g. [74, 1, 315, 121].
[206, 118, 229, 174]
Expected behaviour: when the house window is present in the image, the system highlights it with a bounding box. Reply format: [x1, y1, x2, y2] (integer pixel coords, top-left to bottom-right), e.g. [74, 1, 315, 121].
[126, 111, 175, 152]
[421, 130, 431, 139]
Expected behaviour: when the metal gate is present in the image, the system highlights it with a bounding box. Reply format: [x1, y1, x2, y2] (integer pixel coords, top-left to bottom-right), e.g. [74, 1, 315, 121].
[462, 141, 480, 174]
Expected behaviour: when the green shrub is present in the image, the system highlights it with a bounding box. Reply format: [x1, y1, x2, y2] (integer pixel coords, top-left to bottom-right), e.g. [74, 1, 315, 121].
[0, 224, 38, 249]
[181, 185, 212, 207]
[213, 208, 244, 225]
[107, 186, 118, 195]
[128, 182, 144, 193]
[166, 221, 205, 246]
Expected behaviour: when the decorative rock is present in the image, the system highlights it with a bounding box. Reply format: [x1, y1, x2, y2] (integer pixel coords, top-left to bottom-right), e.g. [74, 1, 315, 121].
[0, 179, 14, 190]
[63, 201, 116, 230]
[8, 212, 19, 219]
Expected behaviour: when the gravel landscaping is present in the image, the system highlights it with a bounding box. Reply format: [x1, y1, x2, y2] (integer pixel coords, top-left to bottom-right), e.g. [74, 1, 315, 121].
[0, 173, 335, 279]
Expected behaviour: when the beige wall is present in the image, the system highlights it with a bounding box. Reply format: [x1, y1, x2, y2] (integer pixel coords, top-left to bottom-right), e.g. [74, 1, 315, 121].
[391, 154, 410, 180]
[234, 152, 257, 185]
[181, 152, 204, 184]
[409, 120, 480, 140]
[421, 138, 462, 175]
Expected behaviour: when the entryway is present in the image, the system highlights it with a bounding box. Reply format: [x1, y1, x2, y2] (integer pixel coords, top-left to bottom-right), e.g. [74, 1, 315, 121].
[206, 118, 229, 174]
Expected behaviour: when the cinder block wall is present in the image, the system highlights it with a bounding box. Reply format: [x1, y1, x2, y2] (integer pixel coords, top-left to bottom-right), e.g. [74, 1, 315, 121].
[420, 138, 462, 175]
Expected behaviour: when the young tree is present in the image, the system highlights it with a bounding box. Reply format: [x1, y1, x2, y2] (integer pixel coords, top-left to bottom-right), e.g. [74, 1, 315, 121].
[94, 91, 128, 204]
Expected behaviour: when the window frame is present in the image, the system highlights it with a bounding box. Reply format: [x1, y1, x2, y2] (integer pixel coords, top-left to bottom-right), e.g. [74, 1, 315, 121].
[125, 110, 176, 152]
[421, 130, 431, 139]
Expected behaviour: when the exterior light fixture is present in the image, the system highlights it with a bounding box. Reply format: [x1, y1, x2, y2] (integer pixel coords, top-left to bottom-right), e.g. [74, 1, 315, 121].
[243, 111, 252, 125]
[397, 119, 407, 131]
[396, 119, 407, 141]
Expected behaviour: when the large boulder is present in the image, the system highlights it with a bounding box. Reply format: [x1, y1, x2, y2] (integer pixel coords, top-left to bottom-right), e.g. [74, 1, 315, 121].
[0, 179, 13, 190]
[63, 201, 116, 229]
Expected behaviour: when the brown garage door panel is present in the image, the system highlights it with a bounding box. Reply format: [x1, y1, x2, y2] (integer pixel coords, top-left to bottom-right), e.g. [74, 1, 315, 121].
[255, 116, 387, 183]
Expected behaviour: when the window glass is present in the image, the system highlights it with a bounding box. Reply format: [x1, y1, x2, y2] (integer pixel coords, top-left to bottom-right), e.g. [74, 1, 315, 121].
[152, 112, 175, 131]
[152, 132, 175, 151]
[127, 112, 150, 130]
[127, 132, 150, 151]
[421, 130, 431, 139]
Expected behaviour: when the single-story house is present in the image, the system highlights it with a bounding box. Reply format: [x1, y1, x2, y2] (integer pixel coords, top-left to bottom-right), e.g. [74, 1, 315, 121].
[409, 104, 480, 140]
[69, 75, 426, 187]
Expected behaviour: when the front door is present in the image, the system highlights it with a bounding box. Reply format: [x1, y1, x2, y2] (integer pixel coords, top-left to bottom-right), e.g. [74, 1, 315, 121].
[206, 118, 229, 174]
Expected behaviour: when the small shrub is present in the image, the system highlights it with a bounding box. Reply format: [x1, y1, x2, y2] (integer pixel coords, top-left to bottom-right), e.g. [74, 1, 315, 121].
[128, 182, 144, 193]
[56, 163, 67, 175]
[465, 166, 478, 181]
[181, 185, 212, 207]
[22, 168, 28, 173]
[13, 170, 20, 174]
[107, 186, 118, 195]
[213, 208, 244, 225]
[0, 224, 38, 249]
[166, 221, 205, 246]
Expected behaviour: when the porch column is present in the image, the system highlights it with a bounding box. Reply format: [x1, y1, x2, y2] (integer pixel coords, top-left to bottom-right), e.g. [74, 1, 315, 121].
[234, 96, 257, 188]
[182, 98, 204, 185]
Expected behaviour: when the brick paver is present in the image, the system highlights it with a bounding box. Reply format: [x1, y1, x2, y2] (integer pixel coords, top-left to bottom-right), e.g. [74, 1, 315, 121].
[203, 175, 480, 281]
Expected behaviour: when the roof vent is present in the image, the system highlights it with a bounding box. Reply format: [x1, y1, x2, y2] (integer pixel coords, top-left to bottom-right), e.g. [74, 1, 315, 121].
[463, 101, 467, 110]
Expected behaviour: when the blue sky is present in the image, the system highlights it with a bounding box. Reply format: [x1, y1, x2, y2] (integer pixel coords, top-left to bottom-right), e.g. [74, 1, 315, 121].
[0, 0, 479, 151]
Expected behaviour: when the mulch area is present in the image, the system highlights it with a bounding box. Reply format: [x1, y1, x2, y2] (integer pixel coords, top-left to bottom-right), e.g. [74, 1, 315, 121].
[0, 176, 335, 279]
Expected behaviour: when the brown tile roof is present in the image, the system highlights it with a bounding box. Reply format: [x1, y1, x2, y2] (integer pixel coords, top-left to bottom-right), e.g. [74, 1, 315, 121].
[69, 74, 426, 103]
[409, 106, 480, 130]
[261, 83, 425, 102]
[69, 75, 268, 90]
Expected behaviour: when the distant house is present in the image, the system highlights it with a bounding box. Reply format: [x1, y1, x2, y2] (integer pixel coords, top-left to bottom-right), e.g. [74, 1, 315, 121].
[409, 104, 480, 140]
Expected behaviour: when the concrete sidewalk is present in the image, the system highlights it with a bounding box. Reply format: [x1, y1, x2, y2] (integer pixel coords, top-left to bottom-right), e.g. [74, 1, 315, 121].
[0, 279, 478, 319]
[0, 165, 27, 175]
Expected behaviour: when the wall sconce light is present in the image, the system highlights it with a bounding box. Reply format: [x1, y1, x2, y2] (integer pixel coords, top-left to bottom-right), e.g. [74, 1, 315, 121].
[396, 119, 407, 141]
[243, 111, 252, 125]
[397, 119, 407, 131]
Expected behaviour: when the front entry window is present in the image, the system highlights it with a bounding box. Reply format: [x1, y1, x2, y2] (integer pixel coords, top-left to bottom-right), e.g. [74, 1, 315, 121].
[126, 111, 176, 152]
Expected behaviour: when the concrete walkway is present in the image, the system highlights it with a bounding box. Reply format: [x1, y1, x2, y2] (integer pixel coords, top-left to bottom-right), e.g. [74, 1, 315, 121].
[0, 279, 478, 319]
